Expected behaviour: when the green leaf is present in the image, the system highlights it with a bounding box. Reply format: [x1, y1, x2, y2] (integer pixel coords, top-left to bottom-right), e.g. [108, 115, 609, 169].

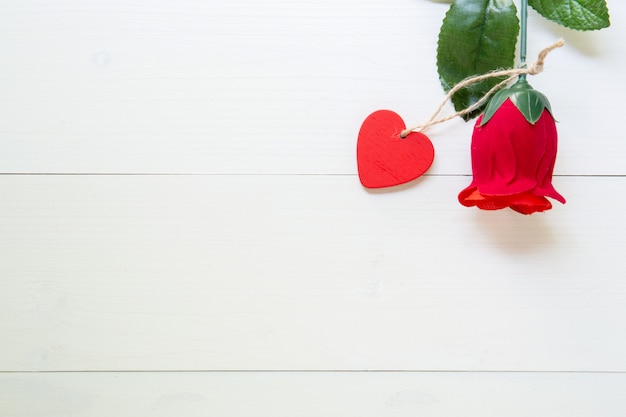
[480, 87, 512, 125]
[481, 79, 553, 125]
[437, 0, 519, 120]
[510, 87, 552, 124]
[529, 0, 610, 31]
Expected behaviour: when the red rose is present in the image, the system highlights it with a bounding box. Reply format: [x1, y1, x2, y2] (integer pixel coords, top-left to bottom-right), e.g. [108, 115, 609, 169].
[458, 79, 566, 215]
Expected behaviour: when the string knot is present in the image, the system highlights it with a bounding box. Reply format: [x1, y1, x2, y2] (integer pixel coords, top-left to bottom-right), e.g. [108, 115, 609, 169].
[528, 38, 564, 75]
[528, 61, 543, 75]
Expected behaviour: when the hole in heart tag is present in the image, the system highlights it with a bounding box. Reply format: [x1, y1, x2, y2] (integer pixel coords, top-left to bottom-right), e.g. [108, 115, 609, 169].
[357, 110, 435, 188]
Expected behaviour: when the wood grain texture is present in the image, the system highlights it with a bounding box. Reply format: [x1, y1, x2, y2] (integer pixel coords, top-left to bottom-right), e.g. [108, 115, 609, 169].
[0, 0, 624, 175]
[1, 0, 625, 413]
[1, 372, 626, 417]
[1, 175, 625, 371]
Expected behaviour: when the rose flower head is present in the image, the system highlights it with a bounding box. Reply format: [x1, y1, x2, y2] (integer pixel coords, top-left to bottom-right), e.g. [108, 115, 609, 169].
[458, 78, 566, 215]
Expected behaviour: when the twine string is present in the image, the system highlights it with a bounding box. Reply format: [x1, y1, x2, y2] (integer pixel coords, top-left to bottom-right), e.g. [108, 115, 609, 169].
[400, 39, 564, 138]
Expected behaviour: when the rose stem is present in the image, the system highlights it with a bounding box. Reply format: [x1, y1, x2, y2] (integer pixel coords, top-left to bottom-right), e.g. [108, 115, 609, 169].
[519, 0, 528, 80]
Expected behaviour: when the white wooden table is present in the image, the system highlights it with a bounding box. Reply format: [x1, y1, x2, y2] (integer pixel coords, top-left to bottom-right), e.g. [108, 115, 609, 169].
[1, 0, 625, 415]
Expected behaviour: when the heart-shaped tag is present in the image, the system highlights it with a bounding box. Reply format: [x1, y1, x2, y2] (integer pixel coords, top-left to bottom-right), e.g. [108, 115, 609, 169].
[357, 110, 435, 188]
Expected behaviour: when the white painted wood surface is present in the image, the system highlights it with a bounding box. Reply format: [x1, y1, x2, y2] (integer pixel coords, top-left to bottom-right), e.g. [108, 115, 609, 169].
[2, 372, 626, 416]
[1, 0, 625, 175]
[2, 175, 626, 372]
[1, 0, 626, 414]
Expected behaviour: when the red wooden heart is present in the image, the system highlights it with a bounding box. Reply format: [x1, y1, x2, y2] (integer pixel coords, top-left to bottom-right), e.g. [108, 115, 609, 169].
[357, 110, 435, 188]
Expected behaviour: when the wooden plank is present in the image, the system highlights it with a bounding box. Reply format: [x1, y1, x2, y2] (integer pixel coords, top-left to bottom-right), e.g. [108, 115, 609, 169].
[1, 175, 625, 371]
[0, 0, 624, 175]
[1, 371, 625, 416]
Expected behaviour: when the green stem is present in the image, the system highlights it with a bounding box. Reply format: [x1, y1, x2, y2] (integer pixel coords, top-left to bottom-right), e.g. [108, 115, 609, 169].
[519, 0, 528, 79]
